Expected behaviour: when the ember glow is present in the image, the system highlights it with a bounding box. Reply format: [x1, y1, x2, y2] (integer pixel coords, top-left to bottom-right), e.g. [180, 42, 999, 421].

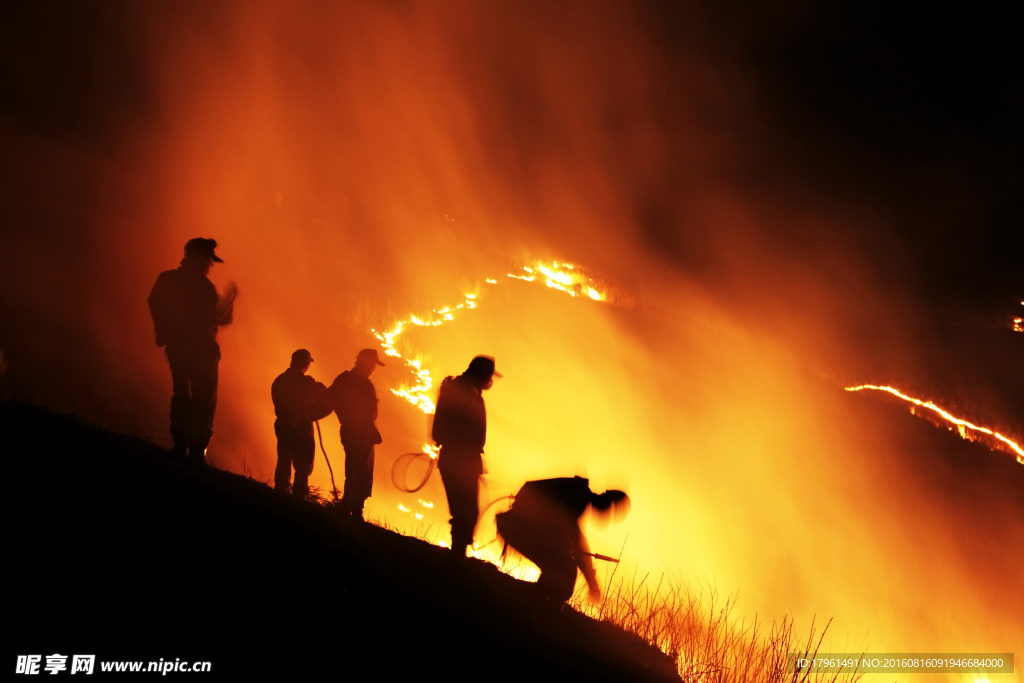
[845, 385, 1024, 463]
[396, 497, 434, 522]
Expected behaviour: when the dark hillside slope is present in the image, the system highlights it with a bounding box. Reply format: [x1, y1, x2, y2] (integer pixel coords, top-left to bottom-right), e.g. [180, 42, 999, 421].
[4, 401, 678, 680]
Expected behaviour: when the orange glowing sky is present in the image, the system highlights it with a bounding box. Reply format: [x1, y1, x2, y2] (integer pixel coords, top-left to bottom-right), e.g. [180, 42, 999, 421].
[1, 3, 1021, 678]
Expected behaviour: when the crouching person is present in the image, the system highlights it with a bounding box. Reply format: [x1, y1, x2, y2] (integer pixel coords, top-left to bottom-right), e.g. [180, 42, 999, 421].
[496, 476, 629, 604]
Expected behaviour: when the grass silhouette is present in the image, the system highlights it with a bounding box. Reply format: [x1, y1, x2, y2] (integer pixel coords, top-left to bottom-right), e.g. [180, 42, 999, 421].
[569, 572, 862, 683]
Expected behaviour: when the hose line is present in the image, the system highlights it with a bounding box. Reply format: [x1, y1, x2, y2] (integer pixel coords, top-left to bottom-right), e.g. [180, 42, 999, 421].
[314, 420, 339, 501]
[471, 494, 515, 551]
[390, 451, 437, 493]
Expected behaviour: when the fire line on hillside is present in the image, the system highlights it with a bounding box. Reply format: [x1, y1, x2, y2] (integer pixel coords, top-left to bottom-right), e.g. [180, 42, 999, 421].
[845, 385, 1024, 464]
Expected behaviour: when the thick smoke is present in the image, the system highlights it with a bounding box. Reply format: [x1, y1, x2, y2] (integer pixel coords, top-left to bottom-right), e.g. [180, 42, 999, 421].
[1, 0, 1020, 669]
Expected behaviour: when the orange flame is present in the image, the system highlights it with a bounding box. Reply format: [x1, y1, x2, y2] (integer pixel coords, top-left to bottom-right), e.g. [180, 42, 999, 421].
[845, 385, 1024, 464]
[374, 260, 605, 417]
[372, 292, 480, 414]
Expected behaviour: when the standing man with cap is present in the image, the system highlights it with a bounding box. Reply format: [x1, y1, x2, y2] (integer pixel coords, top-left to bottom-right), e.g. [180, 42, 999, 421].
[148, 238, 237, 468]
[431, 355, 500, 561]
[271, 349, 327, 498]
[313, 349, 385, 519]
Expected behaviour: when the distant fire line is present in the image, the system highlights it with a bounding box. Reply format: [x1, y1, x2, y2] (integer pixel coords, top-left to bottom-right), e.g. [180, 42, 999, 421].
[371, 260, 606, 533]
[845, 385, 1024, 464]
[372, 260, 605, 418]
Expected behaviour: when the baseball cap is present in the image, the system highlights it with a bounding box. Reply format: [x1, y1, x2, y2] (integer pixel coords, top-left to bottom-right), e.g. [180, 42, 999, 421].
[466, 355, 501, 379]
[184, 237, 224, 263]
[357, 348, 386, 367]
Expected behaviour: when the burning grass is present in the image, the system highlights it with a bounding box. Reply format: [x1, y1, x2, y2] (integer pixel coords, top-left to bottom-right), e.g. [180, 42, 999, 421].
[567, 572, 863, 683]
[845, 385, 1024, 463]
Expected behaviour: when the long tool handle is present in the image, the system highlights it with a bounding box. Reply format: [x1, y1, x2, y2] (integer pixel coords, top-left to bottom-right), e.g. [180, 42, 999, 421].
[584, 552, 620, 563]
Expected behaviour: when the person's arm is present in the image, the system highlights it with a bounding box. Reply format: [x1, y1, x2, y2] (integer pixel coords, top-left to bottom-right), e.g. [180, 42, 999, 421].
[476, 395, 487, 452]
[147, 274, 169, 347]
[270, 377, 282, 413]
[431, 385, 450, 446]
[309, 379, 339, 422]
[215, 281, 237, 327]
[371, 389, 378, 422]
[304, 380, 331, 421]
[574, 527, 601, 604]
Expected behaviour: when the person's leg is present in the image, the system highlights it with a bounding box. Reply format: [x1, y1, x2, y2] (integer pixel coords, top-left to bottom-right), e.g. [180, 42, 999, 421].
[439, 462, 479, 558]
[536, 556, 579, 603]
[187, 348, 219, 460]
[496, 514, 577, 601]
[341, 441, 373, 519]
[273, 423, 293, 493]
[166, 349, 191, 460]
[291, 430, 316, 499]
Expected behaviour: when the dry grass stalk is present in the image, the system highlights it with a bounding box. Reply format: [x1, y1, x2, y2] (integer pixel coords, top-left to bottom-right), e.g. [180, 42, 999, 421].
[569, 573, 863, 683]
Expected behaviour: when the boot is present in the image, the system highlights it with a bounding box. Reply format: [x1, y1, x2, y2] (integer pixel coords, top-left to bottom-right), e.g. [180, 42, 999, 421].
[341, 496, 365, 522]
[185, 445, 211, 475]
[449, 542, 468, 567]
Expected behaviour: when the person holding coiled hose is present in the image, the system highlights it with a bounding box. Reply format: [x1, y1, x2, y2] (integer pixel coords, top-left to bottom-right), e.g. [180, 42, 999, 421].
[432, 355, 500, 562]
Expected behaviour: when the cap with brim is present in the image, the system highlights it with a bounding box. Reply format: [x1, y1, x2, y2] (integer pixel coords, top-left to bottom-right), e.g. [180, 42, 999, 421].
[291, 349, 314, 364]
[184, 237, 224, 263]
[357, 348, 386, 367]
[466, 355, 501, 378]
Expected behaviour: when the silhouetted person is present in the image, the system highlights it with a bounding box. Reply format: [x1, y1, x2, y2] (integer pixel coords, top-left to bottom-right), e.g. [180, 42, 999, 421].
[431, 355, 500, 560]
[148, 238, 236, 468]
[496, 477, 629, 604]
[271, 349, 327, 498]
[314, 349, 385, 519]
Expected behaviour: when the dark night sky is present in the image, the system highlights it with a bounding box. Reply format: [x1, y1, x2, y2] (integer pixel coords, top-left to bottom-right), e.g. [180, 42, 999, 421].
[647, 0, 1021, 315]
[731, 1, 1021, 313]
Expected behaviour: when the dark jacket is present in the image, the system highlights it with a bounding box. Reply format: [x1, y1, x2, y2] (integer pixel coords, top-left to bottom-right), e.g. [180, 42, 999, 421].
[148, 265, 231, 349]
[315, 370, 382, 446]
[271, 368, 327, 431]
[497, 476, 598, 586]
[431, 374, 486, 453]
[510, 477, 593, 531]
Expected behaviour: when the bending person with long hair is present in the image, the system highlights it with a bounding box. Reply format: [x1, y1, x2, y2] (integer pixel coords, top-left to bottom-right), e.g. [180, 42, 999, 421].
[497, 476, 629, 604]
